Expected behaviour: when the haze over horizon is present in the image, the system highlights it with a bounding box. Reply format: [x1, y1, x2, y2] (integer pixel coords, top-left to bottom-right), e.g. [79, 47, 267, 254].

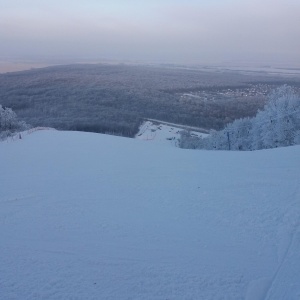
[1, 0, 300, 67]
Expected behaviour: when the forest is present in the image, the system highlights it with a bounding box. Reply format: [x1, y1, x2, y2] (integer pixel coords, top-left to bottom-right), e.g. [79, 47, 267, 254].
[1, 63, 300, 137]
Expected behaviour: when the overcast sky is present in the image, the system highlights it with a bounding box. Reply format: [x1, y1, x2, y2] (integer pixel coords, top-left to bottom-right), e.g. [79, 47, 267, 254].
[1, 0, 299, 65]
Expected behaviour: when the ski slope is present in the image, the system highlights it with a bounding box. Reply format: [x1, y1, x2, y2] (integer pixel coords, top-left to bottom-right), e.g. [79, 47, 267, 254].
[1, 130, 300, 299]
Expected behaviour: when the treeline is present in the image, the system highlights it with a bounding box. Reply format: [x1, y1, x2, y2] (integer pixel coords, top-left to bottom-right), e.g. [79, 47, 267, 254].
[0, 64, 298, 137]
[179, 85, 300, 150]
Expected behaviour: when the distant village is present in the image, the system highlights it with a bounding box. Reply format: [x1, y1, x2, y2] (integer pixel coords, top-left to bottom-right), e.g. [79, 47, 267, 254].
[179, 83, 295, 103]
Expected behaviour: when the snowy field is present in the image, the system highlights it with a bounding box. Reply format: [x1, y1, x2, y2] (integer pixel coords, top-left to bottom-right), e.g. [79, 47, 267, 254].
[1, 130, 300, 299]
[135, 121, 206, 147]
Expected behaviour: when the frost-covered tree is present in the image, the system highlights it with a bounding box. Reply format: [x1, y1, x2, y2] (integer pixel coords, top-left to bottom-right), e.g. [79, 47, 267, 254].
[178, 130, 199, 149]
[250, 110, 265, 150]
[0, 106, 17, 130]
[259, 85, 299, 148]
[228, 117, 252, 150]
[0, 105, 30, 140]
[294, 130, 300, 144]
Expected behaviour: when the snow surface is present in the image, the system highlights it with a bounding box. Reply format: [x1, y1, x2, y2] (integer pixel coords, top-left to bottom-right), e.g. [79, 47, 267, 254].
[1, 130, 300, 299]
[135, 121, 206, 147]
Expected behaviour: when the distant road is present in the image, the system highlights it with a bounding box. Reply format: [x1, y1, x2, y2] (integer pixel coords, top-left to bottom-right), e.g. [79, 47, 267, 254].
[145, 118, 211, 134]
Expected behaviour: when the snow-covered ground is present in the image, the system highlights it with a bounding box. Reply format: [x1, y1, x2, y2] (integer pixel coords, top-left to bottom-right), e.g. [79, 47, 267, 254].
[1, 130, 300, 299]
[135, 121, 206, 147]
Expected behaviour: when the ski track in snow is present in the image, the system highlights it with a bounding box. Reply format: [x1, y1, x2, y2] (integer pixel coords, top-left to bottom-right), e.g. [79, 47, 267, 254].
[245, 182, 300, 300]
[1, 130, 300, 299]
[263, 183, 300, 300]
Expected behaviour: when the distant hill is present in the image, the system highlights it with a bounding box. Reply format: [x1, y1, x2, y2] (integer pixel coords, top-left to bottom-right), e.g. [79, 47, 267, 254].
[0, 63, 299, 137]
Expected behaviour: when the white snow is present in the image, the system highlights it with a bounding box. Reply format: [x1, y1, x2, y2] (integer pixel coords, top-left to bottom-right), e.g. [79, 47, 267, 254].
[1, 130, 300, 299]
[135, 121, 206, 147]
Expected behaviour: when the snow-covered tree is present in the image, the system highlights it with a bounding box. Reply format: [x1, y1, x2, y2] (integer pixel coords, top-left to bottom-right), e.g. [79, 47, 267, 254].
[294, 130, 300, 144]
[250, 109, 265, 150]
[0, 105, 30, 140]
[0, 106, 18, 130]
[228, 117, 252, 150]
[178, 130, 201, 149]
[260, 85, 299, 148]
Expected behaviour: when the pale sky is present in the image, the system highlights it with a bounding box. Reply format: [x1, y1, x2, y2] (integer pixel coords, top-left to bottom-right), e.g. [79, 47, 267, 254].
[1, 0, 299, 65]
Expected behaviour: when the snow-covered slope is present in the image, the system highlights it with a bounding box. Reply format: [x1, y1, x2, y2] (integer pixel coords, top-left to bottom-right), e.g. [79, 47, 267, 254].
[135, 120, 206, 147]
[1, 130, 300, 299]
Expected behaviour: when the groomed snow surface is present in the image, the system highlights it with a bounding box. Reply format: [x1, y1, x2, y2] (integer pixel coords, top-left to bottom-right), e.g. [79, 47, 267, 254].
[1, 130, 300, 299]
